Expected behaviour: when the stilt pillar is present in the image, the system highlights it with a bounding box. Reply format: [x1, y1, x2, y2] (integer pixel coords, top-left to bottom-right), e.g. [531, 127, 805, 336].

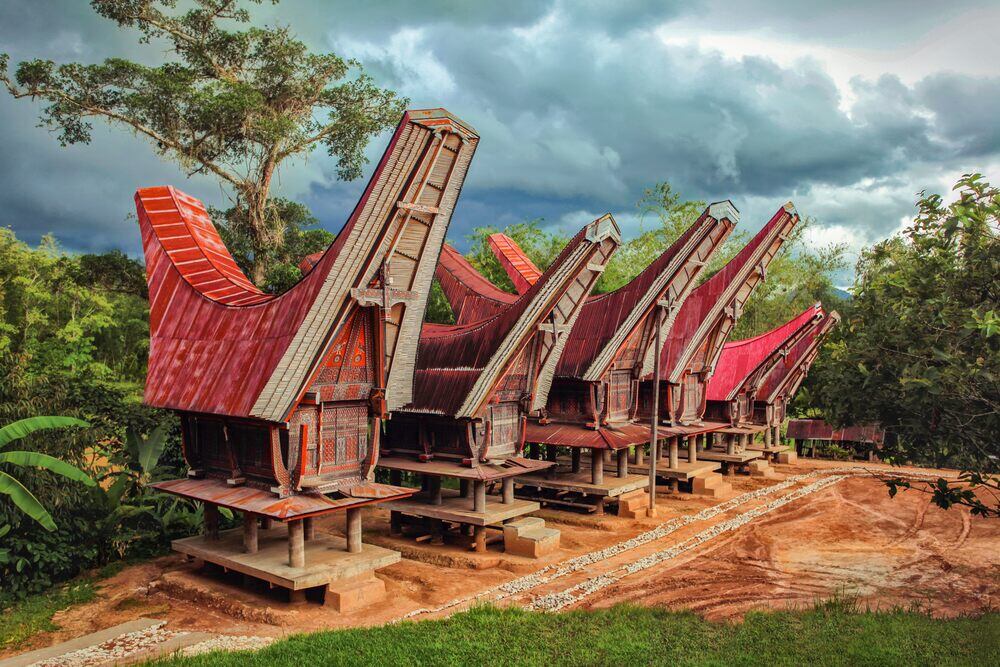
[288, 519, 305, 568]
[304, 517, 315, 541]
[460, 479, 470, 498]
[591, 448, 604, 484]
[204, 503, 220, 540]
[669, 437, 679, 469]
[346, 507, 362, 554]
[243, 513, 258, 554]
[634, 446, 644, 466]
[473, 525, 487, 552]
[571, 447, 582, 473]
[473, 480, 487, 513]
[687, 436, 697, 463]
[502, 477, 514, 504]
[430, 476, 443, 505]
[259, 516, 273, 530]
[390, 510, 402, 536]
[726, 434, 736, 455]
[616, 448, 628, 478]
[764, 426, 772, 448]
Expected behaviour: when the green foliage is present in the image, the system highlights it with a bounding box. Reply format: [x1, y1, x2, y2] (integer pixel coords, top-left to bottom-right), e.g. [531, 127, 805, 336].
[0, 579, 96, 648]
[161, 603, 999, 666]
[1, 0, 406, 283]
[212, 198, 334, 293]
[809, 174, 1000, 516]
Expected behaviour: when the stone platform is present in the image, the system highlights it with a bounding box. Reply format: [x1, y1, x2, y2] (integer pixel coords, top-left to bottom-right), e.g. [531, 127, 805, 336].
[383, 490, 539, 527]
[171, 524, 398, 604]
[628, 459, 721, 481]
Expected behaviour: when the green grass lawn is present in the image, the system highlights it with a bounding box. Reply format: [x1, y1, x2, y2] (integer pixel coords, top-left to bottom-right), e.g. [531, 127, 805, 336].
[0, 580, 97, 652]
[162, 601, 999, 667]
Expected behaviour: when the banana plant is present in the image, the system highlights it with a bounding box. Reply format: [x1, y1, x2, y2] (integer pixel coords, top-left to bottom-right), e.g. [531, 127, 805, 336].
[0, 416, 95, 530]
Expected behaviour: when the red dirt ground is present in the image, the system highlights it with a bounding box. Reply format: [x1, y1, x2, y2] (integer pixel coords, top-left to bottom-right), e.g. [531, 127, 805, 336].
[580, 475, 1000, 620]
[3, 461, 997, 660]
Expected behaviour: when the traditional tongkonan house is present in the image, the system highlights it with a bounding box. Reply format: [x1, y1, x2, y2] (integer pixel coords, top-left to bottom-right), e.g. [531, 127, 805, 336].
[137, 108, 479, 608]
[752, 309, 841, 462]
[633, 202, 802, 494]
[462, 203, 735, 516]
[703, 303, 825, 461]
[379, 216, 620, 555]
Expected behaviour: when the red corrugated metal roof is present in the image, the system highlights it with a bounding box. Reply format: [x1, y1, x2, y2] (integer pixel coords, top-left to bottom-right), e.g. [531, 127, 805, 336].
[525, 421, 655, 450]
[138, 109, 476, 421]
[757, 310, 839, 404]
[435, 243, 514, 325]
[440, 203, 736, 381]
[488, 233, 543, 294]
[705, 304, 823, 401]
[411, 218, 619, 416]
[658, 204, 799, 382]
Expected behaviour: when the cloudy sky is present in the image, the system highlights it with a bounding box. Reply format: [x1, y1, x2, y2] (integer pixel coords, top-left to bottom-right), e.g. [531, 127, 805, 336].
[1, 1, 998, 285]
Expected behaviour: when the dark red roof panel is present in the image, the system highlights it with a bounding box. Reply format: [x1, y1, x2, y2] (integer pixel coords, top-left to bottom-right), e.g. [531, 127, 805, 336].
[435, 243, 514, 325]
[706, 304, 823, 401]
[488, 233, 542, 294]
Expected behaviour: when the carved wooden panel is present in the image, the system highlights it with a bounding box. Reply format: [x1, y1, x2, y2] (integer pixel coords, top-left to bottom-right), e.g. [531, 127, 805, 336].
[487, 402, 520, 459]
[607, 370, 632, 422]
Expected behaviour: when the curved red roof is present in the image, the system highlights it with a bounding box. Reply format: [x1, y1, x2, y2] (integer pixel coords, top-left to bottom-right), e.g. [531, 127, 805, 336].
[758, 310, 840, 404]
[705, 303, 823, 401]
[435, 243, 514, 325]
[411, 217, 620, 417]
[138, 109, 479, 421]
[487, 233, 542, 294]
[658, 203, 800, 383]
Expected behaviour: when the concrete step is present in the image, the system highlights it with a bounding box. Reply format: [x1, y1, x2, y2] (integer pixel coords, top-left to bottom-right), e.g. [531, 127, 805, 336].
[503, 518, 560, 558]
[748, 459, 784, 480]
[776, 450, 798, 465]
[616, 489, 650, 518]
[691, 472, 733, 498]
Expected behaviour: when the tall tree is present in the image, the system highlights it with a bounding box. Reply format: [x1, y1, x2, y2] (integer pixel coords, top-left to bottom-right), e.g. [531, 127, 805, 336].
[1, 0, 406, 284]
[809, 174, 1000, 517]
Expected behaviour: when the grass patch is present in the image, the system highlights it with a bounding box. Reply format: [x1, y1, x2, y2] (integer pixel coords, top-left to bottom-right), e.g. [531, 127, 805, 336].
[162, 600, 999, 666]
[0, 580, 96, 652]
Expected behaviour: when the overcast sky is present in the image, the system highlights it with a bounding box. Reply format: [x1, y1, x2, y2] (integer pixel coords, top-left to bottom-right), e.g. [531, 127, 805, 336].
[2, 1, 998, 285]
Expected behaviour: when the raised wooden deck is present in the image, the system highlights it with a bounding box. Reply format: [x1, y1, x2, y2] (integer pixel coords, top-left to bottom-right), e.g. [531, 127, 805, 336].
[382, 489, 539, 526]
[514, 470, 649, 498]
[172, 524, 399, 591]
[629, 459, 721, 480]
[697, 449, 764, 464]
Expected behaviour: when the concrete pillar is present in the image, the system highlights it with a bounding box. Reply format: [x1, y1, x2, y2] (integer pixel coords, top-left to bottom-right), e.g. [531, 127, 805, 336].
[617, 449, 629, 478]
[259, 516, 273, 530]
[764, 426, 772, 448]
[460, 479, 470, 498]
[571, 447, 582, 473]
[669, 437, 679, 469]
[726, 434, 736, 455]
[430, 476, 443, 505]
[634, 446, 644, 466]
[473, 480, 487, 513]
[601, 448, 611, 464]
[288, 519, 305, 568]
[204, 503, 220, 540]
[304, 517, 315, 541]
[346, 507, 362, 554]
[502, 477, 515, 504]
[591, 448, 604, 484]
[546, 445, 558, 463]
[390, 510, 402, 536]
[687, 436, 697, 463]
[473, 525, 487, 552]
[243, 513, 258, 554]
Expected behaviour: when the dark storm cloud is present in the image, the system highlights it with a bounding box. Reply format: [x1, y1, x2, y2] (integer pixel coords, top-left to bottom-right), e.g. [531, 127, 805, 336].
[0, 0, 996, 266]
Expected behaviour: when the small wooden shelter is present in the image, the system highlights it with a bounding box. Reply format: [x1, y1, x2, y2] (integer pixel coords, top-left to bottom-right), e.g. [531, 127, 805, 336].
[137, 109, 479, 606]
[704, 304, 824, 459]
[451, 203, 735, 514]
[379, 216, 620, 552]
[786, 419, 884, 460]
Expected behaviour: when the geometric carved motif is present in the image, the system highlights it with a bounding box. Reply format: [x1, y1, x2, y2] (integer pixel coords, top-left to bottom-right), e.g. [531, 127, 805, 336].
[488, 402, 520, 459]
[312, 309, 375, 402]
[607, 370, 631, 422]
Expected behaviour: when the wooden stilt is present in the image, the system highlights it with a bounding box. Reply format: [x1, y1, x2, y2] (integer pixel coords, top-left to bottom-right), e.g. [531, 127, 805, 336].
[473, 480, 487, 513]
[687, 435, 697, 463]
[473, 525, 487, 552]
[430, 476, 443, 505]
[591, 448, 604, 484]
[204, 503, 220, 541]
[571, 447, 582, 473]
[502, 477, 514, 504]
[669, 437, 679, 469]
[764, 426, 772, 448]
[259, 517, 273, 530]
[346, 507, 362, 554]
[389, 469, 402, 486]
[243, 513, 258, 554]
[460, 479, 470, 498]
[304, 517, 315, 541]
[288, 519, 305, 568]
[635, 446, 644, 465]
[390, 510, 402, 536]
[617, 448, 629, 478]
[726, 434, 736, 455]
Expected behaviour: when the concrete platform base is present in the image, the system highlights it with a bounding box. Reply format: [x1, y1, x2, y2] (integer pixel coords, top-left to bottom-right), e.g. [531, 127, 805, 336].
[383, 490, 539, 527]
[171, 524, 399, 594]
[748, 459, 784, 480]
[629, 459, 721, 481]
[616, 489, 651, 518]
[776, 450, 798, 465]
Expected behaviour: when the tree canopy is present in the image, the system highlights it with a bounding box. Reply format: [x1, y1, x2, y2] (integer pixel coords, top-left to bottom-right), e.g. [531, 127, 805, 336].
[808, 174, 999, 516]
[1, 0, 406, 284]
